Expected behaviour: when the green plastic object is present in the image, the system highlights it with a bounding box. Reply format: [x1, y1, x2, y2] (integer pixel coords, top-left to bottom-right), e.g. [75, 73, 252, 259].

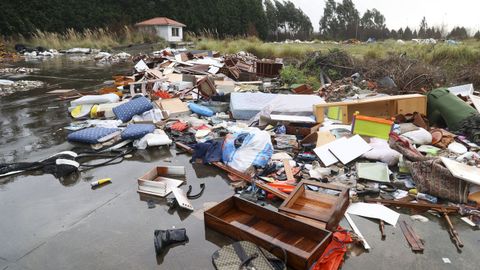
[351, 115, 393, 140]
[427, 88, 478, 131]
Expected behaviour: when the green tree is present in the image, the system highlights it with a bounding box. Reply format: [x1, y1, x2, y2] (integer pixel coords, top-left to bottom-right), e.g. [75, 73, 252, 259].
[448, 27, 469, 40]
[404, 27, 413, 40]
[360, 8, 386, 40]
[474, 31, 480, 40]
[319, 0, 339, 39]
[418, 17, 428, 38]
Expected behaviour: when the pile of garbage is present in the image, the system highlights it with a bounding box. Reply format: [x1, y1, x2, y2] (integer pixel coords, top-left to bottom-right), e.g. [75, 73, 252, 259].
[0, 79, 44, 96]
[3, 46, 480, 270]
[14, 44, 132, 63]
[0, 67, 39, 74]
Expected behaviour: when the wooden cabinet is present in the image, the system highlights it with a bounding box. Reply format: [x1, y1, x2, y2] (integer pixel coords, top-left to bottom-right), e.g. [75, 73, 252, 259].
[314, 94, 427, 124]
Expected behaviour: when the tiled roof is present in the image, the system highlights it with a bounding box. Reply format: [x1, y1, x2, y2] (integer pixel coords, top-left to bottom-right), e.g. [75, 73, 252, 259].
[135, 17, 186, 27]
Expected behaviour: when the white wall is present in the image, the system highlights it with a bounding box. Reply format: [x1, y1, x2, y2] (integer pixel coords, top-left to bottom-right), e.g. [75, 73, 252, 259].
[154, 25, 183, 42]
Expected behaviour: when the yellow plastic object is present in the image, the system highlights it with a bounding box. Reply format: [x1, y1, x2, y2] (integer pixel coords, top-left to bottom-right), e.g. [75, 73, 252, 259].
[327, 107, 342, 121]
[90, 178, 112, 187]
[90, 104, 98, 118]
[70, 104, 93, 119]
[351, 114, 393, 140]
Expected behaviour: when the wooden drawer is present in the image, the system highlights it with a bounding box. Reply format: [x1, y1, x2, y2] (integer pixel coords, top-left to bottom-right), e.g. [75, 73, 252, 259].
[205, 196, 332, 270]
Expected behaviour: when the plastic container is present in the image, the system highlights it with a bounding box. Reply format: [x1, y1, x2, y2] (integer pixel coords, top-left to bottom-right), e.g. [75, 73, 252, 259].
[188, 103, 214, 117]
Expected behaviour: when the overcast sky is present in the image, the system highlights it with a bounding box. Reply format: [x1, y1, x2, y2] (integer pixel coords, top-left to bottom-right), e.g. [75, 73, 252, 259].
[290, 0, 480, 33]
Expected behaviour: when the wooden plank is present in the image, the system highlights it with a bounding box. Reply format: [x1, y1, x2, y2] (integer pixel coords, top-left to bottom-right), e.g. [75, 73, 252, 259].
[283, 159, 295, 184]
[399, 221, 424, 252]
[175, 142, 289, 200]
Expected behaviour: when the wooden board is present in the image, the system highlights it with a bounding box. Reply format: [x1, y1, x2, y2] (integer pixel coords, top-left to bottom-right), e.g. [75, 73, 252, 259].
[399, 221, 424, 252]
[279, 180, 349, 230]
[313, 94, 427, 124]
[205, 196, 332, 270]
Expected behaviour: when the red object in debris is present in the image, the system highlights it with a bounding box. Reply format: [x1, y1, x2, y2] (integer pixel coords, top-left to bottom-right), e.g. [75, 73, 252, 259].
[196, 124, 211, 130]
[170, 121, 189, 132]
[154, 91, 172, 99]
[267, 181, 295, 193]
[312, 227, 352, 270]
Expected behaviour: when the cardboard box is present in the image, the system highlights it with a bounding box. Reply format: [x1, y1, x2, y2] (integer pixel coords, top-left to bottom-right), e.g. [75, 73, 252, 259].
[154, 98, 190, 118]
[137, 166, 186, 197]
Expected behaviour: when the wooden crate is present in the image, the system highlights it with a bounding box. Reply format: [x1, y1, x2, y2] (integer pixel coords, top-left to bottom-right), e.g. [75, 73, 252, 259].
[279, 180, 349, 231]
[313, 94, 427, 124]
[205, 196, 332, 270]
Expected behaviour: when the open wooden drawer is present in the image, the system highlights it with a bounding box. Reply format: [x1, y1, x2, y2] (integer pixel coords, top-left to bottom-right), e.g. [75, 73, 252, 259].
[279, 180, 349, 231]
[205, 196, 332, 270]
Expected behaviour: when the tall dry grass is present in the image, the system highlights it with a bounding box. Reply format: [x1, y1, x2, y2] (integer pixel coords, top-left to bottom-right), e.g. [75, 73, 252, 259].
[16, 26, 165, 50]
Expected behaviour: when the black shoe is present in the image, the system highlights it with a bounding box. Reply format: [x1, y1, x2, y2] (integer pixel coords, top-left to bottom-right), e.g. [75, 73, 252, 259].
[154, 228, 189, 256]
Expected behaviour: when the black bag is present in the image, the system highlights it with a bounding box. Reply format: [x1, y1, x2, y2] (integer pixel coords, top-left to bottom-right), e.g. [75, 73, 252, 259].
[212, 241, 287, 270]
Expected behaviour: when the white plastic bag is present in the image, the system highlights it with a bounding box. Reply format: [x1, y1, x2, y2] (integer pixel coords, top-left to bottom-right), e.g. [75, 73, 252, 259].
[222, 129, 273, 172]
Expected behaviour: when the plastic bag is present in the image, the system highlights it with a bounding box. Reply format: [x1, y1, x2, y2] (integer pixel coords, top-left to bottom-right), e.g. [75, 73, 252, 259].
[222, 129, 273, 172]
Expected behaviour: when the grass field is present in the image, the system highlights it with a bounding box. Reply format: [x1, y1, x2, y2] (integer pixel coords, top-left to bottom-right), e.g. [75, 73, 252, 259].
[196, 37, 480, 89]
[196, 37, 480, 65]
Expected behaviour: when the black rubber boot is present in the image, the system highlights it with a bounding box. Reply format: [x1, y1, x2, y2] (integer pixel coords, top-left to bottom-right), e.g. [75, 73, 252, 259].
[154, 228, 189, 255]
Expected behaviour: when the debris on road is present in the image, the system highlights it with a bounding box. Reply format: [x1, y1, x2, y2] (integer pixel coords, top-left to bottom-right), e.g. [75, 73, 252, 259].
[2, 45, 480, 270]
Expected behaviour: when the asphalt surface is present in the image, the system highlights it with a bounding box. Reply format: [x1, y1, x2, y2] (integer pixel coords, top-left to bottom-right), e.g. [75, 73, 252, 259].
[0, 56, 478, 270]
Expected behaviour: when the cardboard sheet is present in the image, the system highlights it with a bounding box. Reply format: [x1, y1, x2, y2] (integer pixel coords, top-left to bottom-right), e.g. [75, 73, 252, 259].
[470, 94, 480, 113]
[356, 162, 390, 183]
[441, 157, 480, 185]
[329, 135, 372, 164]
[448, 84, 474, 97]
[347, 202, 400, 226]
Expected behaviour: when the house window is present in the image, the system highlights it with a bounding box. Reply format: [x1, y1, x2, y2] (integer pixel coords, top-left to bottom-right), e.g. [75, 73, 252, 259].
[172, 27, 180, 37]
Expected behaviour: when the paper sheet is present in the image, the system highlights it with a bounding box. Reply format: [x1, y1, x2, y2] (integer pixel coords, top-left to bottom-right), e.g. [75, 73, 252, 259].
[329, 135, 372, 164]
[313, 137, 347, 166]
[347, 202, 400, 226]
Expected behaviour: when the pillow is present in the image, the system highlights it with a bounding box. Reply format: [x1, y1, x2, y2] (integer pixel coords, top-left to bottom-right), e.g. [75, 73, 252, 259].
[67, 127, 119, 144]
[121, 124, 155, 140]
[113, 96, 153, 122]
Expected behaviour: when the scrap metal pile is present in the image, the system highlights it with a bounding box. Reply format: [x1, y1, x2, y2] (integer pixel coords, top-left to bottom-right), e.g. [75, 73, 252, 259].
[4, 47, 480, 270]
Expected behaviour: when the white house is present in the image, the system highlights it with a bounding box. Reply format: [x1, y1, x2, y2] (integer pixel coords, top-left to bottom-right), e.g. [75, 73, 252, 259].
[135, 17, 186, 43]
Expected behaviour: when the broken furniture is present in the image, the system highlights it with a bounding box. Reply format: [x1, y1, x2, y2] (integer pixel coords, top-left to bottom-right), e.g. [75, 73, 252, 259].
[205, 196, 332, 270]
[279, 180, 349, 230]
[255, 60, 283, 78]
[154, 98, 191, 118]
[128, 78, 166, 97]
[365, 198, 463, 249]
[314, 94, 427, 124]
[137, 166, 186, 197]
